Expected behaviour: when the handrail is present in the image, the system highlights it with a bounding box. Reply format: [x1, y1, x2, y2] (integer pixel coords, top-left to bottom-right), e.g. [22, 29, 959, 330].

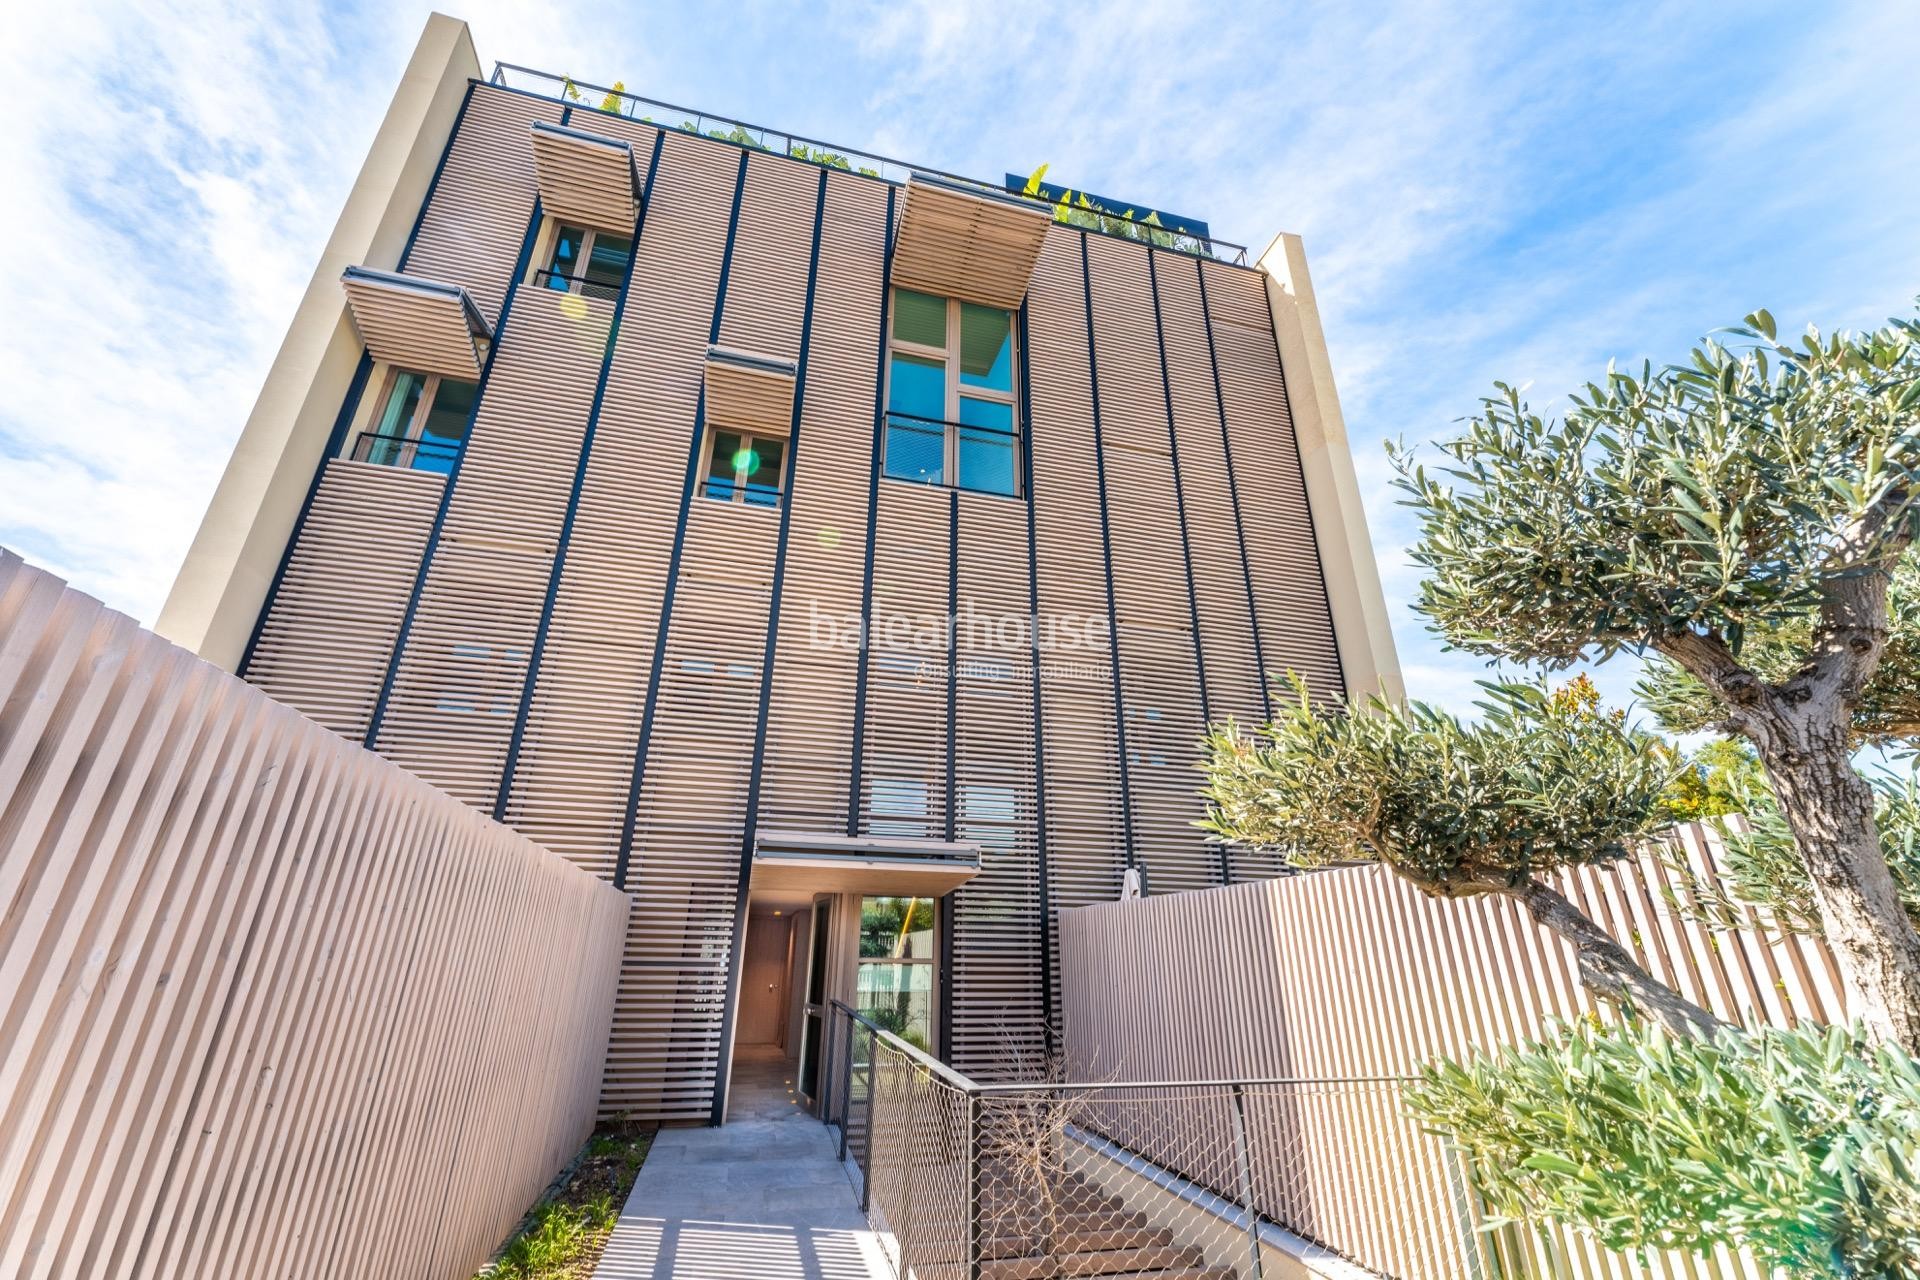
[487, 62, 1251, 265]
[350, 429, 463, 465]
[830, 998, 981, 1094]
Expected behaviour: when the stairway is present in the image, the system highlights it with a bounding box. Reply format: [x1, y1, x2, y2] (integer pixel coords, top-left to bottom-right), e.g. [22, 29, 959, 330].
[978, 1162, 1239, 1280]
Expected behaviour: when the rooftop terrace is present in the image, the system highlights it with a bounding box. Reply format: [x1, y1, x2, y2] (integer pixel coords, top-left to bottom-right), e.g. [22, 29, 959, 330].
[488, 63, 1252, 266]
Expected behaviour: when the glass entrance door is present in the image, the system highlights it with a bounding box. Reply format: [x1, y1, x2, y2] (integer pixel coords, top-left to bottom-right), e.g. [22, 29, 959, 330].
[796, 895, 832, 1108]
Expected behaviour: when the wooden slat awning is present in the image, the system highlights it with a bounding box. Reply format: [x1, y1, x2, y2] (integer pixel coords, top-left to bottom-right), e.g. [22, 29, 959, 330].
[529, 120, 641, 231]
[751, 828, 981, 897]
[890, 174, 1052, 310]
[340, 267, 490, 381]
[703, 345, 798, 435]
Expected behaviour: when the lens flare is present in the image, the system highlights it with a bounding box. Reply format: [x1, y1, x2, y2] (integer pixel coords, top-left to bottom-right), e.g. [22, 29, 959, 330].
[733, 447, 761, 475]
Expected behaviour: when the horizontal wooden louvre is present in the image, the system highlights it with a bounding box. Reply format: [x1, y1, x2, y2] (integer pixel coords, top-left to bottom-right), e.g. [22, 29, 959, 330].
[610, 141, 818, 1120]
[1085, 234, 1217, 896]
[1058, 830, 1834, 1280]
[245, 459, 443, 739]
[703, 347, 797, 434]
[403, 84, 563, 326]
[757, 172, 890, 835]
[245, 88, 1370, 1121]
[1153, 258, 1266, 730]
[1201, 260, 1344, 708]
[891, 175, 1050, 310]
[0, 551, 626, 1280]
[1024, 227, 1128, 956]
[372, 286, 615, 812]
[529, 119, 640, 231]
[947, 490, 1046, 1075]
[857, 483, 951, 849]
[496, 126, 719, 888]
[340, 269, 489, 380]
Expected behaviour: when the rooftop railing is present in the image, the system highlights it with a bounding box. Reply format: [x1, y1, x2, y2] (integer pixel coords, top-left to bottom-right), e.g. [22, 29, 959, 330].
[488, 63, 1251, 266]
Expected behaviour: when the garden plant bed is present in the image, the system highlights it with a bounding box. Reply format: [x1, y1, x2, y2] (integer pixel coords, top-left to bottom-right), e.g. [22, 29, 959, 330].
[477, 1117, 656, 1279]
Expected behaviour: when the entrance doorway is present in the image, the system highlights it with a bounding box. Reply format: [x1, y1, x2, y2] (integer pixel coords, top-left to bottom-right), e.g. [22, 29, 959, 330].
[719, 828, 982, 1125]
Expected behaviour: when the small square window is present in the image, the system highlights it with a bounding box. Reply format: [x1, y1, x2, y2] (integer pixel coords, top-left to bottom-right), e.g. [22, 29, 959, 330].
[702, 427, 789, 508]
[354, 370, 476, 473]
[541, 222, 630, 300]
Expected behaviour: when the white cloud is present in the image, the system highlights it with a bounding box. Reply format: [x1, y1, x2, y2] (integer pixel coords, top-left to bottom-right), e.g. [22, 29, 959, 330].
[2, 0, 1913, 722]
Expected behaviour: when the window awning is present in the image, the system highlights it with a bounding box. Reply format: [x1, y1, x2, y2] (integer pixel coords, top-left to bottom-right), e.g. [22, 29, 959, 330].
[340, 266, 490, 381]
[704, 345, 798, 435]
[890, 173, 1052, 310]
[530, 120, 642, 231]
[751, 829, 981, 898]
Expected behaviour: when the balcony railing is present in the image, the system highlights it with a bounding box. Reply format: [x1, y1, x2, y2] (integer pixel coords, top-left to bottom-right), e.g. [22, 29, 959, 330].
[488, 63, 1250, 266]
[350, 430, 463, 474]
[532, 267, 621, 302]
[821, 1001, 1486, 1280]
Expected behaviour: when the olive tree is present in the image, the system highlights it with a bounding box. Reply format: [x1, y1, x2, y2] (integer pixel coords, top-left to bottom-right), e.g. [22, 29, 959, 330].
[1393, 311, 1920, 1048]
[1405, 1019, 1920, 1278]
[1199, 678, 1719, 1035]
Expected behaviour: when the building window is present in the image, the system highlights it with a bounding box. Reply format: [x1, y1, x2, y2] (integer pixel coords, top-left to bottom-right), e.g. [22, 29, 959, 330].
[539, 223, 632, 301]
[700, 428, 787, 508]
[856, 895, 936, 1051]
[352, 370, 477, 474]
[884, 289, 1019, 497]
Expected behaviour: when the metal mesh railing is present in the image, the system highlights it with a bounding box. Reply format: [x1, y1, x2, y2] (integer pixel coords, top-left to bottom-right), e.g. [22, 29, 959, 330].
[825, 1005, 1493, 1280]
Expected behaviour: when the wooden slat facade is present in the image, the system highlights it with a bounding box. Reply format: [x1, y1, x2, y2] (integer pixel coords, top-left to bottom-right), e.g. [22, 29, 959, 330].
[243, 82, 1351, 1121]
[0, 551, 627, 1280]
[1057, 830, 1836, 1280]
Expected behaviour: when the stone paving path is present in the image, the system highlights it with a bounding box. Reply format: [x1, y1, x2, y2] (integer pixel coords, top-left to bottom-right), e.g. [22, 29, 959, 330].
[592, 1046, 890, 1280]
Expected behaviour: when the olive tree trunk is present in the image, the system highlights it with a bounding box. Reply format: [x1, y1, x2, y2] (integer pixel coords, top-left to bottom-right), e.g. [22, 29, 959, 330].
[1659, 522, 1920, 1052]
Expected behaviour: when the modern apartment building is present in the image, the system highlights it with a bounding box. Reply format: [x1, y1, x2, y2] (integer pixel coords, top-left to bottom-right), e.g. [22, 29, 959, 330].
[159, 15, 1399, 1124]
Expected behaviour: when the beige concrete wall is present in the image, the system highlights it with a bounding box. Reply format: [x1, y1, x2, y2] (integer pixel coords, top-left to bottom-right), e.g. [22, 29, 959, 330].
[1257, 233, 1404, 703]
[0, 549, 629, 1280]
[1057, 829, 1829, 1280]
[156, 14, 481, 670]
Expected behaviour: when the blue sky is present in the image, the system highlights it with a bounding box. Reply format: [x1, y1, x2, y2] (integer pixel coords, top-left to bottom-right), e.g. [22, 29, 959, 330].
[2, 0, 1917, 715]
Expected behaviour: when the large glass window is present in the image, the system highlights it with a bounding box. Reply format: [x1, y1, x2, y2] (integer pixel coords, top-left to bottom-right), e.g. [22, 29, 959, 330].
[884, 289, 1019, 496]
[355, 369, 477, 473]
[541, 223, 631, 301]
[857, 896, 936, 1051]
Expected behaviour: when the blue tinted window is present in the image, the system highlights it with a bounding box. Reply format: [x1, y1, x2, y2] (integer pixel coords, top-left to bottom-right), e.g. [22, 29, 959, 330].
[958, 427, 1016, 495]
[885, 418, 945, 484]
[888, 353, 944, 421]
[548, 225, 585, 288]
[957, 398, 1014, 434]
[958, 303, 1013, 391]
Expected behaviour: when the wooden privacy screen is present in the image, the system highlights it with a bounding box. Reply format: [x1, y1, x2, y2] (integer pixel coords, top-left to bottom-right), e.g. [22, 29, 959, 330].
[0, 551, 629, 1280]
[1058, 830, 1843, 1280]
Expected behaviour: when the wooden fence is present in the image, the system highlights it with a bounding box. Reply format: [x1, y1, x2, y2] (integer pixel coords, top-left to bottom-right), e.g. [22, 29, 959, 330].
[0, 550, 630, 1280]
[1058, 831, 1842, 1280]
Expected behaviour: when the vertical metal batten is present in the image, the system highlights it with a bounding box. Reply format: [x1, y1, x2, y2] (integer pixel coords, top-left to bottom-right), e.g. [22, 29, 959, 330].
[494, 130, 666, 819]
[1078, 231, 1140, 883]
[236, 350, 372, 678]
[845, 187, 900, 836]
[1147, 247, 1224, 883]
[364, 189, 551, 749]
[239, 84, 480, 681]
[1016, 301, 1057, 1049]
[710, 166, 830, 1126]
[1195, 258, 1275, 727]
[611, 147, 751, 891]
[938, 486, 959, 1061]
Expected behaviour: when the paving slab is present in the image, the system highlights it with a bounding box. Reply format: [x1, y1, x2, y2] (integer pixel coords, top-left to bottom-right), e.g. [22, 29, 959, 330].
[592, 1047, 891, 1280]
